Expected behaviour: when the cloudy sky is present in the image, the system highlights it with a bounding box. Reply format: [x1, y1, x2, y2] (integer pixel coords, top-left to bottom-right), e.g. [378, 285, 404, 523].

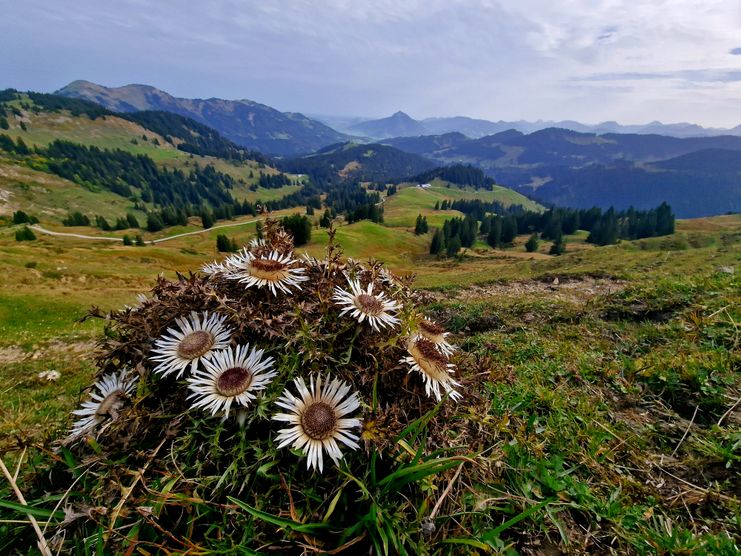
[2, 0, 741, 126]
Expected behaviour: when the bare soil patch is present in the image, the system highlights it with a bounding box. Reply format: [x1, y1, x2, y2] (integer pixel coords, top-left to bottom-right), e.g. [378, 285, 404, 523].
[431, 276, 627, 304]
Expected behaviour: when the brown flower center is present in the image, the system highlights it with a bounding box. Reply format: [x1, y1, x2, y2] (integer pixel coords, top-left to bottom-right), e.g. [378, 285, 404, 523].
[355, 293, 384, 316]
[96, 390, 126, 417]
[301, 402, 337, 440]
[419, 320, 444, 335]
[177, 330, 215, 360]
[249, 258, 290, 281]
[216, 366, 253, 397]
[409, 338, 450, 380]
[418, 320, 446, 343]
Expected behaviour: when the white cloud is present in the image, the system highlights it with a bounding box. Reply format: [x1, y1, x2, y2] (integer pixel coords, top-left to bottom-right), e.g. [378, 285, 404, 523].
[1, 0, 740, 125]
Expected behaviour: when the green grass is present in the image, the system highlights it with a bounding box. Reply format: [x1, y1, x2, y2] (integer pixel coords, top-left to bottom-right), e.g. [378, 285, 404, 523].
[302, 220, 431, 268]
[425, 178, 542, 210]
[0, 157, 146, 223]
[0, 215, 739, 553]
[0, 292, 101, 347]
[383, 180, 542, 228]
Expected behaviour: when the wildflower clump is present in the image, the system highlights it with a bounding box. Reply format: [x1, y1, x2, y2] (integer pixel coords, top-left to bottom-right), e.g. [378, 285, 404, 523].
[39, 222, 478, 552]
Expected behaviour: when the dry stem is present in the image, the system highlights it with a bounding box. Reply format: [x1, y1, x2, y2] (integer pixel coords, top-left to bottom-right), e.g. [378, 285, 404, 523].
[0, 454, 52, 556]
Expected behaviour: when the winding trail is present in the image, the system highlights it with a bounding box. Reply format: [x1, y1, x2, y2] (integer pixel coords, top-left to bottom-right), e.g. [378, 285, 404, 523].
[29, 226, 121, 242]
[30, 217, 262, 245]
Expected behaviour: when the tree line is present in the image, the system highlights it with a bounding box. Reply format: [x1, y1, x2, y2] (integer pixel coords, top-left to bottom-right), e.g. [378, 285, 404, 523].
[121, 110, 271, 163]
[429, 203, 675, 257]
[404, 164, 495, 190]
[435, 198, 527, 220]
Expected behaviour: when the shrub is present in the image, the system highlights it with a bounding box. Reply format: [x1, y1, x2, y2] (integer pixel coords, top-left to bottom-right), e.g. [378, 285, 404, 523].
[12, 210, 37, 225]
[62, 211, 90, 227]
[281, 213, 311, 246]
[14, 226, 36, 241]
[525, 233, 539, 252]
[216, 233, 238, 252]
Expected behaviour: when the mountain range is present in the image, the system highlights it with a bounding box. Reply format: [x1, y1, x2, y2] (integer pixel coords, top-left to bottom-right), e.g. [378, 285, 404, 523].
[321, 111, 741, 140]
[56, 80, 348, 156]
[51, 80, 741, 217]
[383, 127, 741, 168]
[381, 128, 741, 217]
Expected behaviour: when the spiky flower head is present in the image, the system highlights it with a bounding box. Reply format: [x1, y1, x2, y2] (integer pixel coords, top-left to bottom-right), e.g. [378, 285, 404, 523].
[402, 336, 462, 402]
[67, 370, 138, 441]
[416, 319, 456, 356]
[187, 344, 276, 417]
[150, 311, 232, 379]
[273, 375, 362, 473]
[224, 249, 308, 295]
[333, 279, 400, 331]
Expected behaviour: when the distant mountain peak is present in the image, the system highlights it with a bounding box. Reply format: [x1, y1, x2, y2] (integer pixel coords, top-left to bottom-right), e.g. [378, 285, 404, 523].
[54, 80, 348, 156]
[348, 111, 428, 139]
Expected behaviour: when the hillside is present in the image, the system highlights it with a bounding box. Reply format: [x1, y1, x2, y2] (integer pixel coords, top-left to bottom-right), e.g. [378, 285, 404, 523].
[651, 147, 741, 172]
[56, 80, 349, 156]
[516, 164, 741, 217]
[279, 142, 436, 183]
[385, 128, 741, 217]
[383, 179, 542, 228]
[0, 91, 301, 225]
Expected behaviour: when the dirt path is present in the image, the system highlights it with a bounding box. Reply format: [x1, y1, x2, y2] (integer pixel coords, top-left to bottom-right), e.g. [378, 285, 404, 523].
[29, 226, 121, 242]
[30, 217, 261, 245]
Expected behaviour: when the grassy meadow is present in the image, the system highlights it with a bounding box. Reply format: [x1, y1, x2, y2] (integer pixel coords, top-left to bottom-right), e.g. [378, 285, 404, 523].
[1, 212, 739, 553]
[383, 180, 542, 228]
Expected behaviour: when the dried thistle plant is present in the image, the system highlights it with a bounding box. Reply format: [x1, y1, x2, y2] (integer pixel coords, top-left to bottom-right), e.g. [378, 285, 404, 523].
[50, 220, 478, 552]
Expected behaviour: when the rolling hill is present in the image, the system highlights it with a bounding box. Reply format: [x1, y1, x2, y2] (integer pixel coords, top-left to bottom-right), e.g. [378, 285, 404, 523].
[384, 128, 741, 217]
[56, 80, 349, 156]
[279, 142, 436, 183]
[515, 160, 741, 217]
[0, 91, 299, 225]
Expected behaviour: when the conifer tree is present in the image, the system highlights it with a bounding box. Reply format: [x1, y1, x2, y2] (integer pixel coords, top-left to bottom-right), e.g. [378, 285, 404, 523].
[201, 210, 214, 229]
[414, 214, 429, 235]
[146, 212, 164, 232]
[500, 215, 518, 244]
[429, 228, 445, 255]
[487, 216, 502, 248]
[446, 235, 461, 257]
[525, 233, 539, 253]
[549, 230, 566, 255]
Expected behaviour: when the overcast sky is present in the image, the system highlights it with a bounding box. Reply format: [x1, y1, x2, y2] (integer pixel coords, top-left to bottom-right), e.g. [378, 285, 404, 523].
[2, 0, 741, 126]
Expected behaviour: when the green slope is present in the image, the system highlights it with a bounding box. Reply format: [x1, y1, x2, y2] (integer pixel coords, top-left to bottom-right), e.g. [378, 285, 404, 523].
[0, 95, 300, 222]
[383, 179, 542, 228]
